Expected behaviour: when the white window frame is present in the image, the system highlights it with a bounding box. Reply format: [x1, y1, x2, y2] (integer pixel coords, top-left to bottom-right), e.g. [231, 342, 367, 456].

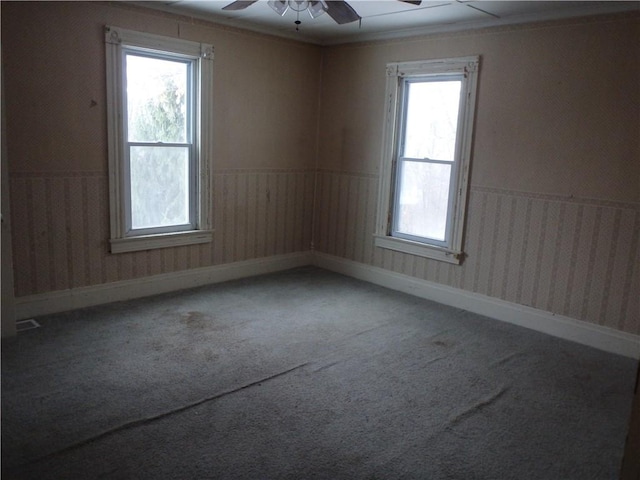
[105, 26, 214, 254]
[375, 56, 479, 265]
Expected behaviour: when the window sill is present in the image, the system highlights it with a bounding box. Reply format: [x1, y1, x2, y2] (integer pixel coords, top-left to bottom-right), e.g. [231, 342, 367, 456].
[374, 235, 463, 265]
[110, 230, 213, 254]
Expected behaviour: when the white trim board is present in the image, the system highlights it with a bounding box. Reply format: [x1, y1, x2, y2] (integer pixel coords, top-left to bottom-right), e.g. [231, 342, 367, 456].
[13, 250, 639, 359]
[14, 252, 313, 321]
[312, 252, 640, 360]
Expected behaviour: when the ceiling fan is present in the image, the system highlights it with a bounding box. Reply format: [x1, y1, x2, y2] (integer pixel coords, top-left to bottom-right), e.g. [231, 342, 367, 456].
[222, 0, 423, 26]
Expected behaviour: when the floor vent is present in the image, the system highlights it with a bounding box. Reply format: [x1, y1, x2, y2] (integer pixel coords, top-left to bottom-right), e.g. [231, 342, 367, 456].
[16, 319, 41, 332]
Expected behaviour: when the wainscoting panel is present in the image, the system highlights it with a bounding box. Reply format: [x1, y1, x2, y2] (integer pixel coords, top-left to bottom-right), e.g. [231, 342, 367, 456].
[9, 169, 315, 298]
[313, 170, 640, 335]
[9, 168, 639, 336]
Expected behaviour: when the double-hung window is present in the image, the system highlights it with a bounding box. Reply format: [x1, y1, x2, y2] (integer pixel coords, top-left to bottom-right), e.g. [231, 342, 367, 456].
[375, 57, 479, 264]
[105, 26, 213, 253]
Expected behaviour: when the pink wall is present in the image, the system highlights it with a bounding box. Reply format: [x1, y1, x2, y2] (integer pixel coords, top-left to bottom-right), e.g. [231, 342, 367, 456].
[2, 3, 638, 335]
[2, 2, 319, 298]
[314, 14, 639, 334]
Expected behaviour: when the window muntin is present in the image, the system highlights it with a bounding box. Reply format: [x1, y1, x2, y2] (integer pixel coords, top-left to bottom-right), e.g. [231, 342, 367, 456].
[375, 57, 479, 264]
[105, 26, 213, 254]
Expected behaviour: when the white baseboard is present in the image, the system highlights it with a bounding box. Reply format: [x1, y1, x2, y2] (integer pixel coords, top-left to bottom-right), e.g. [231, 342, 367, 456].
[14, 249, 639, 359]
[313, 252, 640, 360]
[15, 251, 313, 321]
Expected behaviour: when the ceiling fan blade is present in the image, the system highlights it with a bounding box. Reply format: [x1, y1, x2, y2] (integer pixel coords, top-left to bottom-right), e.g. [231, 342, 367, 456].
[222, 1, 258, 11]
[398, 0, 422, 4]
[325, 0, 361, 25]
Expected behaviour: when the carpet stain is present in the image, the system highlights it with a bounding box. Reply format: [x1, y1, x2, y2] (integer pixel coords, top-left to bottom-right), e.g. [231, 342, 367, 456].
[574, 373, 592, 382]
[433, 339, 456, 348]
[180, 311, 209, 328]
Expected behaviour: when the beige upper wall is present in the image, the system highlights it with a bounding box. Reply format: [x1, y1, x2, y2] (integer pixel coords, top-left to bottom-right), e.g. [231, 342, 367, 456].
[4, 3, 636, 196]
[1, 1, 322, 173]
[318, 14, 640, 203]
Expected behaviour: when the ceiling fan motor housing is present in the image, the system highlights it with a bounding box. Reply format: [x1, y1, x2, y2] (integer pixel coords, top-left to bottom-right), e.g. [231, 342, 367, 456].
[223, 0, 421, 26]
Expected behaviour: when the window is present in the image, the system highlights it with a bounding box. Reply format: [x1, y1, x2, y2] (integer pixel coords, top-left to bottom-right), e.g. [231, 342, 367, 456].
[375, 57, 479, 264]
[105, 26, 214, 253]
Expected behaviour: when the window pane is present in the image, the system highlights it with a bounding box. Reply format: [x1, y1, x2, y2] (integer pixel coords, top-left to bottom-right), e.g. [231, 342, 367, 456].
[403, 80, 461, 161]
[126, 54, 188, 143]
[130, 146, 190, 229]
[395, 161, 451, 242]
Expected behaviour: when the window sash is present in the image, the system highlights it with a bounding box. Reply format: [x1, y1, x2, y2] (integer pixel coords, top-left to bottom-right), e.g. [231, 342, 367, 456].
[390, 75, 464, 248]
[121, 50, 198, 237]
[398, 75, 462, 162]
[392, 157, 457, 247]
[124, 143, 197, 236]
[122, 49, 195, 144]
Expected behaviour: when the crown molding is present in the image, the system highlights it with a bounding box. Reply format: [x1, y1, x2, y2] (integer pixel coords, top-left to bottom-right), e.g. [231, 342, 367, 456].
[130, 1, 639, 47]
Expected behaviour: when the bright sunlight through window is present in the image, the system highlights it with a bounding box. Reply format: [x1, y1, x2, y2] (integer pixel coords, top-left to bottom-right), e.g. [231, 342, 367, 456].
[105, 26, 213, 253]
[394, 79, 462, 243]
[376, 57, 479, 264]
[126, 54, 192, 231]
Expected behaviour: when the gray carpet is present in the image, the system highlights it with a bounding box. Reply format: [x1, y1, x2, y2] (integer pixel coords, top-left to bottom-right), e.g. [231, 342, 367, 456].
[2, 266, 637, 479]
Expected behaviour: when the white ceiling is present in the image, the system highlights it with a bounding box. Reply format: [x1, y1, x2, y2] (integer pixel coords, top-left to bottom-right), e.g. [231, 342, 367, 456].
[145, 0, 640, 45]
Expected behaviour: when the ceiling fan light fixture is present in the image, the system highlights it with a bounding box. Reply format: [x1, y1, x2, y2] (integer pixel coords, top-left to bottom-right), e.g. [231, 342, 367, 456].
[308, 0, 328, 18]
[267, 0, 288, 16]
[288, 0, 310, 13]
